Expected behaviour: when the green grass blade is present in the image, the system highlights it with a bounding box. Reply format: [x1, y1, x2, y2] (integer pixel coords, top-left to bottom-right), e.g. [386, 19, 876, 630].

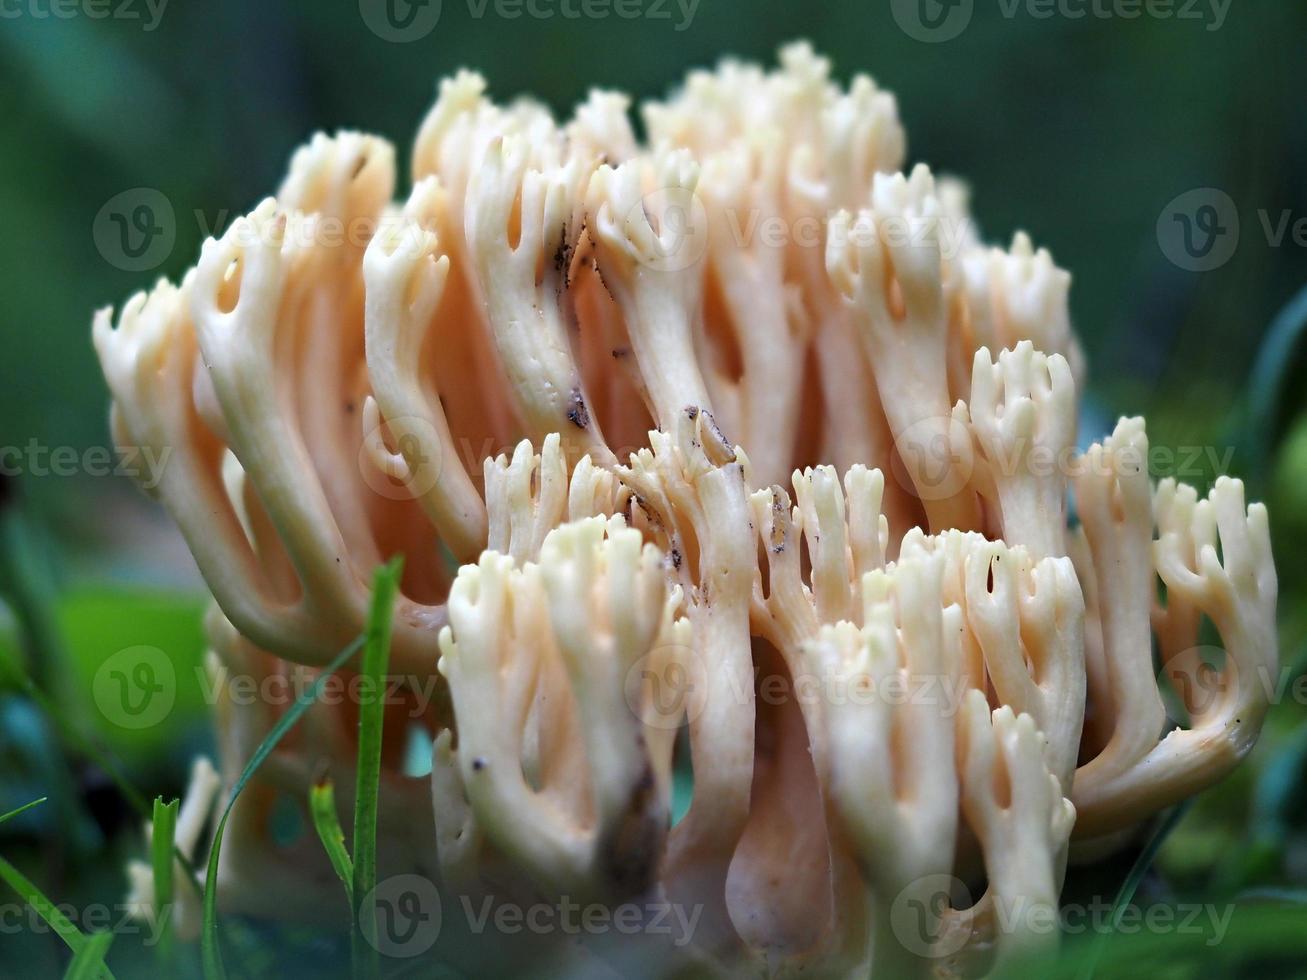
[150, 796, 180, 968]
[0, 796, 47, 825]
[353, 558, 404, 980]
[0, 853, 115, 979]
[64, 930, 116, 980]
[1078, 800, 1194, 980]
[200, 633, 366, 980]
[310, 777, 355, 907]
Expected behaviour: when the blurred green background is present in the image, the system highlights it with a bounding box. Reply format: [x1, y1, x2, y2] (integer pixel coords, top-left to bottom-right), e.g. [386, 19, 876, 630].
[1, 0, 1306, 976]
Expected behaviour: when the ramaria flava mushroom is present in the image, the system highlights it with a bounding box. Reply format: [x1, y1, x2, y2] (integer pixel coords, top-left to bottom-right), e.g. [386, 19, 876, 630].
[94, 42, 1277, 978]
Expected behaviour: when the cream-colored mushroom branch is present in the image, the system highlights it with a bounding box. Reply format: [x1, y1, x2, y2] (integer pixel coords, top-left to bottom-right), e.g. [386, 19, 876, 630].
[1069, 418, 1277, 839]
[96, 42, 1278, 980]
[809, 554, 964, 979]
[939, 694, 1077, 977]
[616, 412, 758, 960]
[436, 516, 686, 902]
[96, 136, 453, 675]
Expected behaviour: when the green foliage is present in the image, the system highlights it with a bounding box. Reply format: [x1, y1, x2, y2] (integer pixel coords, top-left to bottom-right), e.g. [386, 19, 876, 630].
[1, 4, 1306, 977]
[64, 931, 116, 980]
[0, 797, 48, 826]
[0, 800, 115, 979]
[150, 796, 180, 969]
[200, 635, 365, 980]
[309, 778, 354, 909]
[352, 558, 404, 980]
[1079, 803, 1194, 980]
